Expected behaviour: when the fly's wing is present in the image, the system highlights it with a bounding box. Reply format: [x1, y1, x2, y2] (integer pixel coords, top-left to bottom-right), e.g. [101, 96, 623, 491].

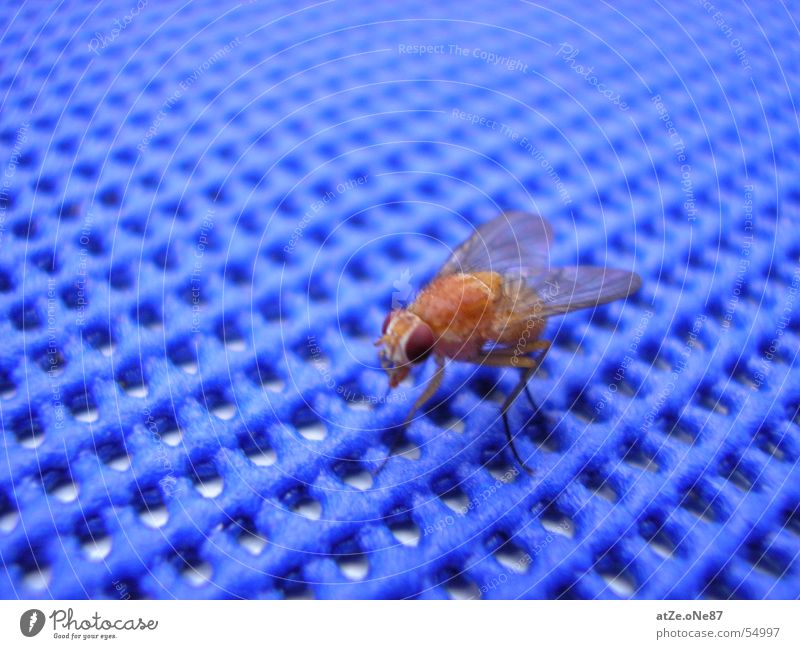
[517, 266, 642, 317]
[435, 211, 552, 278]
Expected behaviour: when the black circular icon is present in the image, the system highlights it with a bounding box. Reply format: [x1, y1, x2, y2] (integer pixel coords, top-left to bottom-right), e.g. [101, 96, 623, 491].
[20, 609, 45, 637]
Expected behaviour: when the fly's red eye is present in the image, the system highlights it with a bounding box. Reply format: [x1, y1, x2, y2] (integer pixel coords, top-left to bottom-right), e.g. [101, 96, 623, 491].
[381, 313, 392, 334]
[404, 323, 434, 363]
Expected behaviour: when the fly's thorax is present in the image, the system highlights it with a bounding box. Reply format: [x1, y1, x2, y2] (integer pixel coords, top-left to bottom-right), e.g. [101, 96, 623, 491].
[410, 272, 504, 341]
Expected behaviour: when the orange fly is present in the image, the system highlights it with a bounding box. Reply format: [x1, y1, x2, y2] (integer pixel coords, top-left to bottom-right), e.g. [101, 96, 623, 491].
[375, 211, 641, 472]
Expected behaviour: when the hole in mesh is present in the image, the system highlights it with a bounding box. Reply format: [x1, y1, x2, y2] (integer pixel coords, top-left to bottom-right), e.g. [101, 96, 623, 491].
[34, 344, 66, 375]
[167, 339, 198, 374]
[596, 553, 637, 598]
[65, 386, 99, 423]
[224, 263, 250, 285]
[488, 532, 531, 574]
[580, 467, 617, 503]
[199, 388, 236, 420]
[639, 515, 678, 559]
[527, 418, 562, 453]
[12, 218, 37, 240]
[152, 244, 178, 271]
[337, 380, 375, 411]
[662, 413, 699, 445]
[621, 438, 659, 473]
[108, 263, 134, 290]
[179, 554, 213, 587]
[333, 460, 373, 490]
[235, 519, 268, 556]
[31, 249, 59, 273]
[0, 267, 13, 292]
[755, 425, 795, 462]
[0, 500, 19, 533]
[390, 434, 421, 461]
[121, 215, 146, 234]
[427, 401, 465, 434]
[569, 391, 606, 424]
[215, 318, 246, 352]
[277, 568, 314, 599]
[246, 358, 284, 393]
[434, 476, 469, 514]
[469, 375, 506, 405]
[783, 502, 800, 536]
[745, 537, 790, 577]
[291, 406, 327, 441]
[95, 438, 131, 470]
[244, 438, 277, 466]
[386, 510, 420, 547]
[22, 563, 52, 591]
[258, 293, 282, 323]
[82, 321, 115, 356]
[696, 390, 731, 416]
[679, 483, 717, 523]
[285, 486, 322, 520]
[539, 505, 576, 538]
[718, 455, 757, 492]
[480, 444, 519, 482]
[0, 368, 15, 399]
[13, 410, 45, 448]
[41, 469, 78, 502]
[191, 462, 223, 499]
[136, 486, 168, 528]
[334, 539, 369, 580]
[116, 363, 148, 398]
[133, 302, 162, 329]
[147, 410, 182, 446]
[108, 451, 131, 471]
[77, 517, 112, 561]
[10, 301, 41, 330]
[60, 282, 88, 310]
[98, 186, 122, 206]
[441, 567, 480, 600]
[702, 574, 737, 599]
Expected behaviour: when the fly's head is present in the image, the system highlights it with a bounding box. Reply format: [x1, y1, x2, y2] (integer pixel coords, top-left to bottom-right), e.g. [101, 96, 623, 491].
[375, 309, 435, 388]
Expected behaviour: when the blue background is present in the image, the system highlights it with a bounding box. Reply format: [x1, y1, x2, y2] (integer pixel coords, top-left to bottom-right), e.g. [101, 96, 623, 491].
[0, 0, 798, 599]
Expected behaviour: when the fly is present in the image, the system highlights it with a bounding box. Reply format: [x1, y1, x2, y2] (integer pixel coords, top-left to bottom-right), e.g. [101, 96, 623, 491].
[376, 211, 641, 473]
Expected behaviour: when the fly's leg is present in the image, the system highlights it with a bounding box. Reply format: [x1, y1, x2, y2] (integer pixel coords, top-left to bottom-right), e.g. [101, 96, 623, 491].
[478, 340, 551, 474]
[373, 355, 446, 477]
[403, 354, 446, 427]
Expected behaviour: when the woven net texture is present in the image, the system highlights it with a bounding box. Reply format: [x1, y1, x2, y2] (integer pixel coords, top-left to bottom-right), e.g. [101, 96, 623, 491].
[0, 0, 799, 599]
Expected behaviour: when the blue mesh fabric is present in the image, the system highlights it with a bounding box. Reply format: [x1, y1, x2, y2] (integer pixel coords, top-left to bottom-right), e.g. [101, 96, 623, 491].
[0, 0, 799, 599]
